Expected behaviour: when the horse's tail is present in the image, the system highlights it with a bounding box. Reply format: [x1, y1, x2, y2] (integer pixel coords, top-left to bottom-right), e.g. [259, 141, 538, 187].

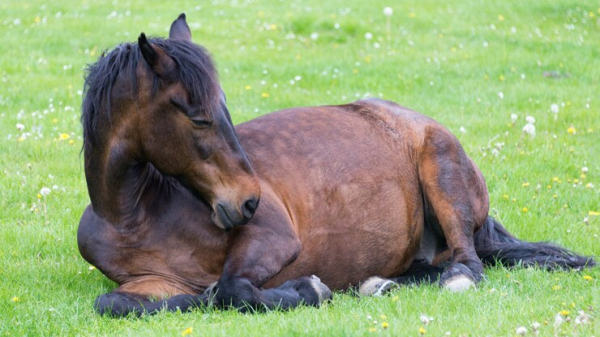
[474, 216, 595, 270]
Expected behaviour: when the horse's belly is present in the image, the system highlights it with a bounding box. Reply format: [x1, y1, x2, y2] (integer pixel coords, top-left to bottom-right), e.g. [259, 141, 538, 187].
[267, 185, 424, 290]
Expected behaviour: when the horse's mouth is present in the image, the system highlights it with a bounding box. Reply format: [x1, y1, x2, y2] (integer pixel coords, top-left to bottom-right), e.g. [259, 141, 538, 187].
[213, 204, 235, 231]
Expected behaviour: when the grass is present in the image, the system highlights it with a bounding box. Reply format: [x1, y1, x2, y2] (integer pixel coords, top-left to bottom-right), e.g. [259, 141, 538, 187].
[1, 0, 599, 335]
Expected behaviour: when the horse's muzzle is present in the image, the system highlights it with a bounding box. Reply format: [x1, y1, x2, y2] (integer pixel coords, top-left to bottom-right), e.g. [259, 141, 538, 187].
[213, 197, 259, 230]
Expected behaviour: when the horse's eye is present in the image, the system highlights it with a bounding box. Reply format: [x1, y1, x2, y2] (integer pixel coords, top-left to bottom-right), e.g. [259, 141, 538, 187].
[190, 118, 212, 128]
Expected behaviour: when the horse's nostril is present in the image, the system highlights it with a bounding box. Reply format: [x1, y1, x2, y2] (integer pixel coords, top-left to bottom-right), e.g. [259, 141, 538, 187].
[242, 197, 259, 220]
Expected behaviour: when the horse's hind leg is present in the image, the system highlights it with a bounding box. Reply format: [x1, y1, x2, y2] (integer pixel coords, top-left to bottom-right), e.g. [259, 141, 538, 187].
[418, 126, 489, 291]
[359, 260, 444, 296]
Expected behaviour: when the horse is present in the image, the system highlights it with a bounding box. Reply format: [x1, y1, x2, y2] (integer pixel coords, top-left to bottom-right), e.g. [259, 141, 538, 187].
[78, 14, 595, 316]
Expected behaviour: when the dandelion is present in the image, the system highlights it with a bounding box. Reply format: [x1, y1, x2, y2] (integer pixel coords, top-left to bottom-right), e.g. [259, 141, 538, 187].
[522, 207, 528, 213]
[583, 275, 593, 281]
[245, 85, 251, 90]
[181, 327, 193, 336]
[419, 327, 426, 334]
[368, 327, 377, 333]
[515, 326, 527, 335]
[522, 182, 530, 187]
[567, 127, 576, 134]
[522, 123, 535, 137]
[586, 183, 594, 189]
[261, 92, 270, 98]
[40, 187, 51, 197]
[420, 314, 433, 325]
[589, 211, 600, 216]
[498, 14, 504, 21]
[11, 296, 20, 302]
[59, 133, 70, 140]
[552, 285, 561, 291]
[559, 310, 570, 316]
[382, 322, 389, 329]
[383, 7, 393, 17]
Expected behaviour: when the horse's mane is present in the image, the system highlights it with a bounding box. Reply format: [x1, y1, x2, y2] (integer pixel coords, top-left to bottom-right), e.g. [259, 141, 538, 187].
[81, 37, 220, 152]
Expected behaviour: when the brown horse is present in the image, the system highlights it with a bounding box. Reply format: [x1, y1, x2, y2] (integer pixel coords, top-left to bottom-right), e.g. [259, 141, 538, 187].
[78, 14, 594, 316]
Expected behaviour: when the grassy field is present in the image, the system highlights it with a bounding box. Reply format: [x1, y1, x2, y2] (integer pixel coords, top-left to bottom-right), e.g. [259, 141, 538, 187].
[1, 0, 599, 335]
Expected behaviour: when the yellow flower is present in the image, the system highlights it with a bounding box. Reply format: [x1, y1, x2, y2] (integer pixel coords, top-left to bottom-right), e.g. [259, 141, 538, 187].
[522, 207, 528, 213]
[409, 12, 416, 18]
[181, 327, 193, 336]
[589, 211, 600, 216]
[552, 285, 561, 291]
[419, 327, 426, 334]
[567, 127, 576, 134]
[368, 327, 377, 333]
[392, 296, 399, 302]
[583, 275, 593, 281]
[382, 322, 389, 329]
[11, 296, 20, 302]
[559, 310, 570, 316]
[37, 193, 42, 199]
[522, 182, 530, 187]
[380, 315, 387, 320]
[261, 92, 270, 98]
[552, 177, 560, 182]
[503, 194, 509, 200]
[498, 14, 504, 21]
[68, 140, 75, 145]
[245, 85, 251, 90]
[59, 133, 70, 140]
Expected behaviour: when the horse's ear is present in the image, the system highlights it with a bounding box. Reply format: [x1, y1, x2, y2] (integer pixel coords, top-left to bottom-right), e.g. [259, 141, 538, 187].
[138, 33, 177, 80]
[169, 13, 191, 41]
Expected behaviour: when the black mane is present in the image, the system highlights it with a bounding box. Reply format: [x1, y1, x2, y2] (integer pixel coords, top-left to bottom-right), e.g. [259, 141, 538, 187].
[81, 37, 220, 151]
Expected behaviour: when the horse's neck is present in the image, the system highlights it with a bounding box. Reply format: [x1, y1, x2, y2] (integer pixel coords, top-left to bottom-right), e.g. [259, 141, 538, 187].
[85, 148, 172, 227]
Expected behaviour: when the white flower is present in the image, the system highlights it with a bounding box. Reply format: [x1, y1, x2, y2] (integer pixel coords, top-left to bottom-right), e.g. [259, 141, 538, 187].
[459, 126, 466, 133]
[40, 187, 51, 196]
[310, 32, 319, 41]
[498, 92, 504, 99]
[516, 326, 527, 335]
[510, 113, 518, 122]
[582, 166, 589, 173]
[383, 7, 393, 17]
[16, 123, 25, 131]
[523, 123, 536, 137]
[532, 322, 541, 330]
[365, 32, 373, 40]
[525, 116, 535, 124]
[551, 103, 559, 114]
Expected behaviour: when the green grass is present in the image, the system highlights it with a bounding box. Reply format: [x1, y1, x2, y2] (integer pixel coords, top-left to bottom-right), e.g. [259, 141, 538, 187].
[1, 0, 599, 336]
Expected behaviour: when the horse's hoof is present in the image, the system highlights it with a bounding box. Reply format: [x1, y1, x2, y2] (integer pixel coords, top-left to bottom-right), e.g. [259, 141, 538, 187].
[308, 275, 332, 304]
[442, 274, 475, 292]
[359, 276, 398, 296]
[439, 263, 477, 292]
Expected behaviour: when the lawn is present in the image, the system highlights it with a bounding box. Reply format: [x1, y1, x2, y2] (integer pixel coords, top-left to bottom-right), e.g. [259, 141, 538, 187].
[1, 0, 599, 336]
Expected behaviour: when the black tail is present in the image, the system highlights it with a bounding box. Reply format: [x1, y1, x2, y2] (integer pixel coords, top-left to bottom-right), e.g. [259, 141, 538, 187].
[474, 216, 595, 270]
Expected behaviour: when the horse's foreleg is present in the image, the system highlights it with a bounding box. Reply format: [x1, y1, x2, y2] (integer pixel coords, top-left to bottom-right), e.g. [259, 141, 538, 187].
[418, 127, 489, 291]
[209, 210, 332, 310]
[94, 292, 208, 316]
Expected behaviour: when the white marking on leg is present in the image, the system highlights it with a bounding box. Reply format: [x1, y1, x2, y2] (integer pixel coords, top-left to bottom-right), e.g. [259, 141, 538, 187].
[309, 275, 332, 303]
[443, 275, 475, 292]
[359, 276, 398, 296]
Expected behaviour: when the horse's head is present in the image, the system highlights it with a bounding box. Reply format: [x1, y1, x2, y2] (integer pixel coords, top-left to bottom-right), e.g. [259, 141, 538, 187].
[84, 14, 260, 230]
